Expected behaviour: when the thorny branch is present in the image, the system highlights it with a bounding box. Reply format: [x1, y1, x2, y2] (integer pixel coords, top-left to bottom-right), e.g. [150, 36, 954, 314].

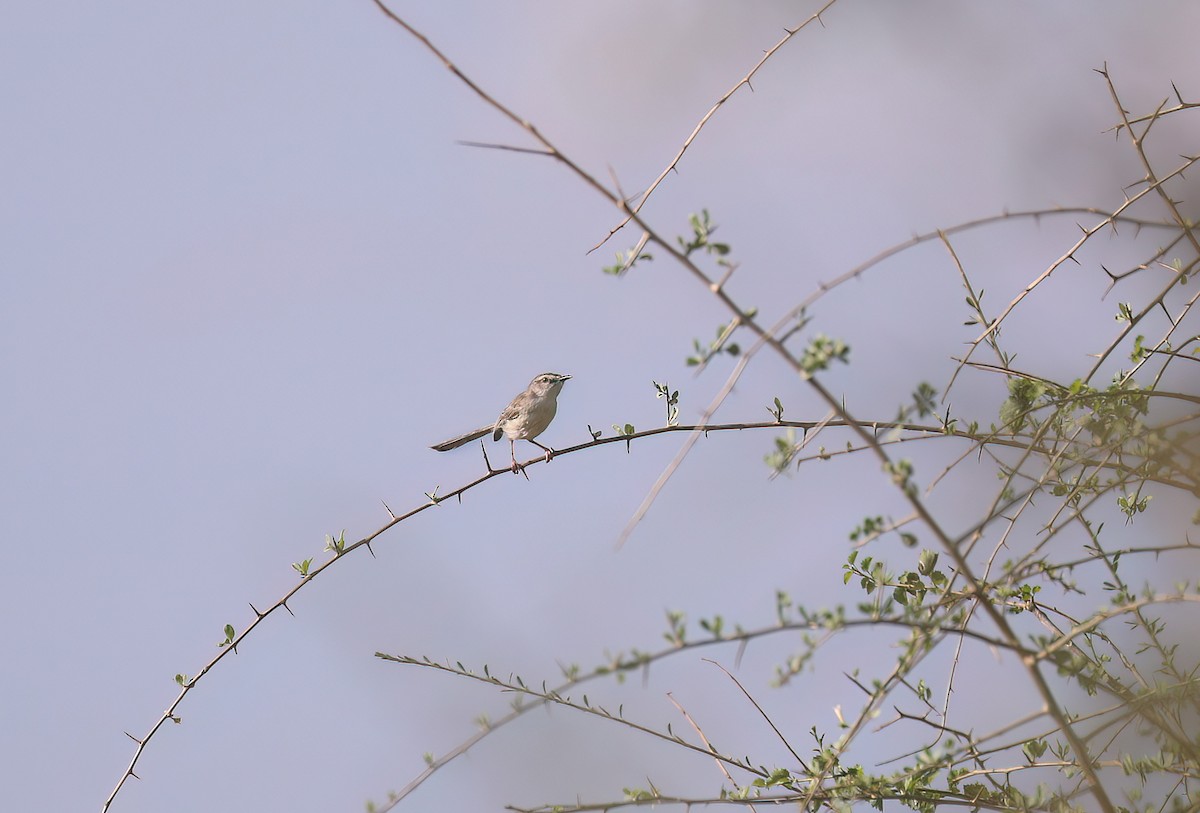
[104, 6, 1200, 813]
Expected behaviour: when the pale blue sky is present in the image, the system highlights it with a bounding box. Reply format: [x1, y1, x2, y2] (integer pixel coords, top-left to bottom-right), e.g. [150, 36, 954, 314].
[3, 3, 1198, 811]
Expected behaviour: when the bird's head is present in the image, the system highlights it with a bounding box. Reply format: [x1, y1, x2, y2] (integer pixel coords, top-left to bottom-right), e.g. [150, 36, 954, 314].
[529, 372, 571, 396]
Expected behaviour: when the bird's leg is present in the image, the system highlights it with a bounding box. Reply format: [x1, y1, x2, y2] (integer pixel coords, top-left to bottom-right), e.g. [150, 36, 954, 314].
[529, 439, 555, 463]
[509, 440, 521, 473]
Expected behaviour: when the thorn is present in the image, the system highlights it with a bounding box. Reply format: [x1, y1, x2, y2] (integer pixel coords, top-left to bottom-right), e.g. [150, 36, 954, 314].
[124, 731, 142, 744]
[366, 540, 376, 559]
[249, 602, 263, 618]
[129, 771, 140, 781]
[381, 499, 397, 520]
[712, 262, 737, 293]
[282, 601, 294, 617]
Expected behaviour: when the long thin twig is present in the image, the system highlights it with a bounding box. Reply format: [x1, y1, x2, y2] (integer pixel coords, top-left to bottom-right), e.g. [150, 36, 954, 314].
[589, 0, 843, 254]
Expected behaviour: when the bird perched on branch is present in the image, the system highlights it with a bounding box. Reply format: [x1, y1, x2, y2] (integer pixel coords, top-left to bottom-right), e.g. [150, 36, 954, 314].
[431, 372, 572, 471]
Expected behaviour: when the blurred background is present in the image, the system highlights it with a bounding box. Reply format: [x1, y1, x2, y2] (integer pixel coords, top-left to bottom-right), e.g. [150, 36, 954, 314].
[3, 2, 1199, 811]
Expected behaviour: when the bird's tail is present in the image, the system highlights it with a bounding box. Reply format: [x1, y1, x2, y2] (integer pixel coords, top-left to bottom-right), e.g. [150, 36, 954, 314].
[430, 426, 493, 452]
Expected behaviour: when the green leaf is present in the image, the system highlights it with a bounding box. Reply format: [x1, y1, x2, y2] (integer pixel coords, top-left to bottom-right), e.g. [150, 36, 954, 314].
[1022, 738, 1048, 761]
[799, 334, 851, 377]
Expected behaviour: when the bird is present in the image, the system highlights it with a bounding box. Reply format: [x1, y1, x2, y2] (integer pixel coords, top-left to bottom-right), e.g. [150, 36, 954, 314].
[430, 373, 572, 471]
